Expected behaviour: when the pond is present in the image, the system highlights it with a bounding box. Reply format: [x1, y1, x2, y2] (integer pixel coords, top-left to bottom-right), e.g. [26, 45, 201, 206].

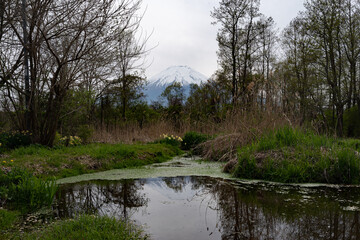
[54, 176, 360, 240]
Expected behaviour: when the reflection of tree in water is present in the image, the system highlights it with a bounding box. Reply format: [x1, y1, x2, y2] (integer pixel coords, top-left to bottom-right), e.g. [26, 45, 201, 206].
[55, 179, 149, 219]
[163, 177, 189, 193]
[182, 177, 360, 240]
[55, 176, 360, 240]
[100, 179, 149, 219]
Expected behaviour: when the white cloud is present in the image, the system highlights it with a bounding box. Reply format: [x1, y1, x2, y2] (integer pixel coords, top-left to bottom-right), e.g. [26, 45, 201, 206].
[140, 0, 305, 78]
[260, 0, 306, 30]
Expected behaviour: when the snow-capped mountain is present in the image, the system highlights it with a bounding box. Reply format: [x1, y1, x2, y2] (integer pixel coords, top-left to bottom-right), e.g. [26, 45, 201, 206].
[144, 66, 208, 104]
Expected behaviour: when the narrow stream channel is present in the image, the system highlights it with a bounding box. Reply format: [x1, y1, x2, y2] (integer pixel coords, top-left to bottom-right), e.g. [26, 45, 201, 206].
[54, 176, 360, 240]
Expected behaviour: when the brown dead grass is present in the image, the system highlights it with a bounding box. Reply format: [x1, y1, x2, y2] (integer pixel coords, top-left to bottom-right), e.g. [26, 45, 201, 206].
[75, 155, 102, 170]
[198, 110, 296, 167]
[91, 110, 295, 170]
[199, 133, 249, 162]
[92, 120, 186, 144]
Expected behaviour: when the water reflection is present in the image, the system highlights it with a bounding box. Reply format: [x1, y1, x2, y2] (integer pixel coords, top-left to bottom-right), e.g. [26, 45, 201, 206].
[55, 179, 148, 220]
[54, 176, 360, 240]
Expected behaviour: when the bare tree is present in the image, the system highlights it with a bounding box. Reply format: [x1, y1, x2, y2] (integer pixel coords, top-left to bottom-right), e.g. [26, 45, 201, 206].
[212, 0, 262, 107]
[211, 0, 250, 105]
[305, 0, 349, 136]
[0, 0, 145, 146]
[256, 16, 278, 110]
[282, 15, 320, 124]
[112, 13, 150, 121]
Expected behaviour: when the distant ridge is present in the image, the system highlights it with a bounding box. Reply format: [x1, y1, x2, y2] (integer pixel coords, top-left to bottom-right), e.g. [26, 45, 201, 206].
[144, 65, 208, 103]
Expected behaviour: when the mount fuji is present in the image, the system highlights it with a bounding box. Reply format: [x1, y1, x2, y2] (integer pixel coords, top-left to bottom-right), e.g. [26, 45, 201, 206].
[144, 66, 208, 104]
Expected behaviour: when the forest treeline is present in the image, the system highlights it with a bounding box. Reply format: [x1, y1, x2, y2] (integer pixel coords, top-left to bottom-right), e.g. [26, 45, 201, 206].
[1, 0, 360, 146]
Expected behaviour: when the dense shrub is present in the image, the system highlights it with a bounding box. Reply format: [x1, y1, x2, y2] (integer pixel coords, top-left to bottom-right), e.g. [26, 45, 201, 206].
[343, 106, 360, 138]
[0, 131, 32, 151]
[77, 125, 94, 143]
[59, 136, 82, 147]
[181, 131, 208, 151]
[324, 105, 360, 137]
[157, 134, 183, 147]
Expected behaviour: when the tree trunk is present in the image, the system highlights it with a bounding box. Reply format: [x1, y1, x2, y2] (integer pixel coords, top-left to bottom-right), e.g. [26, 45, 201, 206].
[336, 104, 344, 137]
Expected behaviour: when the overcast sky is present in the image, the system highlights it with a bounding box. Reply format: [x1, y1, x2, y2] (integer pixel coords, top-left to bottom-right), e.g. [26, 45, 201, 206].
[140, 0, 306, 78]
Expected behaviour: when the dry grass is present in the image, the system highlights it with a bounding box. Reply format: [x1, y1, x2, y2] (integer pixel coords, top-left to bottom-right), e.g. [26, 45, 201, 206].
[91, 110, 295, 169]
[90, 110, 296, 173]
[199, 133, 250, 162]
[198, 110, 295, 166]
[92, 121, 186, 144]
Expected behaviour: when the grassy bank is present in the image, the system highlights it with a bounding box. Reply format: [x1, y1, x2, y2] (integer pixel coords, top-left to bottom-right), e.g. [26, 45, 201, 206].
[1, 213, 147, 240]
[233, 127, 360, 184]
[0, 142, 180, 239]
[1, 143, 181, 178]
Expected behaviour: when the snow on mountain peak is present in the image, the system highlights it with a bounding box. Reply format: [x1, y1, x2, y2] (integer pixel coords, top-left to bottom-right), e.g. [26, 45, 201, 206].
[144, 66, 208, 104]
[148, 65, 208, 87]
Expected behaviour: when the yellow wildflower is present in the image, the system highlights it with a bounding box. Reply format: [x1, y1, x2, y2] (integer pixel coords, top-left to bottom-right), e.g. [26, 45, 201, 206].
[2, 161, 6, 163]
[11, 160, 14, 162]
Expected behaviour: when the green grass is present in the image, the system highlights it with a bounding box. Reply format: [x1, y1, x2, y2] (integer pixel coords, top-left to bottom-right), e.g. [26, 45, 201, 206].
[1, 143, 181, 178]
[233, 127, 360, 184]
[0, 168, 57, 213]
[0, 209, 20, 231]
[0, 142, 180, 238]
[0, 209, 20, 240]
[11, 215, 146, 240]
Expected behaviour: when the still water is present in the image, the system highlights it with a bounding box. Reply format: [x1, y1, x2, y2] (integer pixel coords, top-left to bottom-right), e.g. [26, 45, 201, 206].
[54, 176, 360, 240]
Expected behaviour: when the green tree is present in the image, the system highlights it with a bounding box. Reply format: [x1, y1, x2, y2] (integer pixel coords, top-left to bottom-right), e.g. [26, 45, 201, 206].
[282, 15, 320, 125]
[212, 0, 261, 106]
[161, 82, 185, 129]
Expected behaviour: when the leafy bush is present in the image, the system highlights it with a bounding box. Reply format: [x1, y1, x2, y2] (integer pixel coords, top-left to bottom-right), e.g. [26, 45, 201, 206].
[0, 131, 32, 151]
[158, 134, 183, 147]
[59, 136, 82, 147]
[181, 131, 208, 151]
[343, 106, 360, 137]
[53, 132, 62, 146]
[0, 168, 57, 213]
[77, 125, 94, 143]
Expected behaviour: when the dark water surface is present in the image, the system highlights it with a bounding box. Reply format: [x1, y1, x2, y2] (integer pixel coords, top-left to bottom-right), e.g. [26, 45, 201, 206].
[54, 176, 360, 240]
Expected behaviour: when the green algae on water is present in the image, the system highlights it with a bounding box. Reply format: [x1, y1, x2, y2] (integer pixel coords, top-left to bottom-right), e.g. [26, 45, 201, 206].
[57, 156, 232, 184]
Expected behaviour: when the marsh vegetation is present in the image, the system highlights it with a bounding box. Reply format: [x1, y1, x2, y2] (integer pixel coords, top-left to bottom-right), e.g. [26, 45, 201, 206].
[2, 0, 360, 239]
